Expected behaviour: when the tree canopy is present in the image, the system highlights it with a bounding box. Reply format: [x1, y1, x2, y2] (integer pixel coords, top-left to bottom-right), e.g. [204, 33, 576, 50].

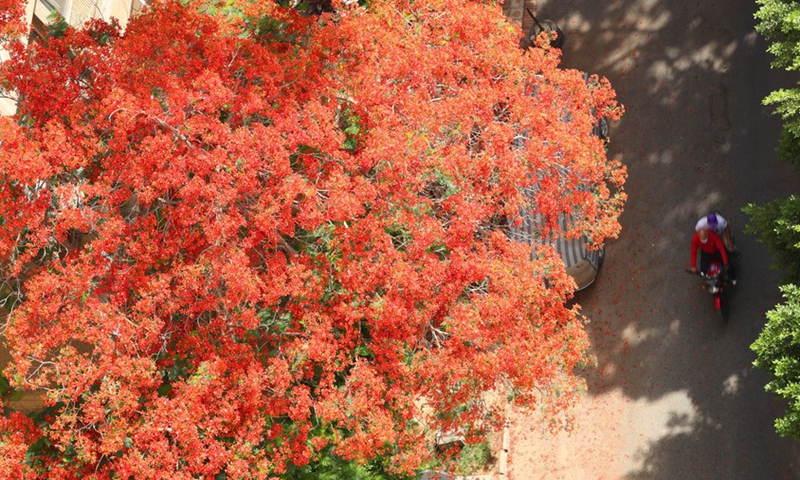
[755, 0, 800, 162]
[749, 0, 800, 442]
[0, 0, 624, 477]
[745, 160, 800, 440]
[751, 284, 800, 440]
[744, 195, 800, 285]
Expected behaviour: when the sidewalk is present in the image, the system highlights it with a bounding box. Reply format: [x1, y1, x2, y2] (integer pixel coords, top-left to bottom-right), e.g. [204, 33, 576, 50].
[502, 0, 537, 35]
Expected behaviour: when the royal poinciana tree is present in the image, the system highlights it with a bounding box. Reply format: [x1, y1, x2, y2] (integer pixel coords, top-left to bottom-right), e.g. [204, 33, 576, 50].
[0, 0, 624, 477]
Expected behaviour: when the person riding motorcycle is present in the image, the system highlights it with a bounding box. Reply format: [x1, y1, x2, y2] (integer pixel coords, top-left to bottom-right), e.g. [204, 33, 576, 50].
[690, 228, 729, 277]
[695, 212, 738, 255]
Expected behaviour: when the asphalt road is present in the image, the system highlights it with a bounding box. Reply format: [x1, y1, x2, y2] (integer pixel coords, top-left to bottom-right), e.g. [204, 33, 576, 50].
[508, 1, 800, 478]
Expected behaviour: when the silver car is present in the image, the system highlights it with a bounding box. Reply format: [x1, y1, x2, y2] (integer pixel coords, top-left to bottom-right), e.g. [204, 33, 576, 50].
[508, 72, 609, 291]
[509, 210, 604, 291]
[509, 69, 610, 291]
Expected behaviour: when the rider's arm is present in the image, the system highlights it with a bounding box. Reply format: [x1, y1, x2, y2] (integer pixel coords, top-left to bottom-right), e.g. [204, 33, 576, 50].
[690, 235, 698, 270]
[723, 225, 735, 251]
[716, 214, 735, 251]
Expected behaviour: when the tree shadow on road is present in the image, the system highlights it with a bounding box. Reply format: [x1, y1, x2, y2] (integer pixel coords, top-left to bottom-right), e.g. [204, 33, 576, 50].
[521, 0, 800, 478]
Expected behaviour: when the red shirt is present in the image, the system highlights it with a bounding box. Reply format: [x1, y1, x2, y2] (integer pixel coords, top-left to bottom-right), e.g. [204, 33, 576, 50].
[691, 230, 728, 269]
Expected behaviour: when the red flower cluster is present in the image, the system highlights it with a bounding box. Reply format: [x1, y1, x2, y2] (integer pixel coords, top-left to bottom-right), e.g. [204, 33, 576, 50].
[0, 0, 624, 477]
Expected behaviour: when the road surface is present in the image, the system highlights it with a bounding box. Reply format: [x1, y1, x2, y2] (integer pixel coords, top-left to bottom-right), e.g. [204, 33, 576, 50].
[507, 1, 800, 478]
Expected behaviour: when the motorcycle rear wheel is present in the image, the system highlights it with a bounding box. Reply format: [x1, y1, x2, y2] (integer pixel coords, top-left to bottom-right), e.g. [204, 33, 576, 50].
[717, 290, 730, 323]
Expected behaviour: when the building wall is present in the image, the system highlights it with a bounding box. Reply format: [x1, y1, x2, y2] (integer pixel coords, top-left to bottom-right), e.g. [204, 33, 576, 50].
[503, 0, 525, 26]
[520, 0, 537, 36]
[502, 0, 539, 47]
[30, 0, 141, 30]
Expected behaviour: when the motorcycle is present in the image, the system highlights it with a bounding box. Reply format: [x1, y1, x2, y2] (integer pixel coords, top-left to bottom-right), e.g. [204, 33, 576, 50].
[522, 8, 564, 50]
[687, 257, 731, 322]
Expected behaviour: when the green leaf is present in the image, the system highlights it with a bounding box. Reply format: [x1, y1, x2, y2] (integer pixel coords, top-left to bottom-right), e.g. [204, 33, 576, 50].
[751, 284, 800, 439]
[46, 12, 69, 39]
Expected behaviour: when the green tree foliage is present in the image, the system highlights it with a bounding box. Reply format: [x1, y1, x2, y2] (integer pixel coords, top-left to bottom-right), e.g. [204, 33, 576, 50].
[755, 0, 800, 162]
[751, 285, 800, 440]
[282, 446, 412, 480]
[749, 0, 800, 442]
[744, 196, 800, 283]
[746, 195, 800, 441]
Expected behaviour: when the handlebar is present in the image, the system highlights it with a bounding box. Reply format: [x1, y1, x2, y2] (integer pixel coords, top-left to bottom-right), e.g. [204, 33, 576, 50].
[685, 267, 727, 278]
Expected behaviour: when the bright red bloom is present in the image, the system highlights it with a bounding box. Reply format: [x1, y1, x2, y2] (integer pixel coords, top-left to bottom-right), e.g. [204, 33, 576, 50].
[0, 0, 624, 476]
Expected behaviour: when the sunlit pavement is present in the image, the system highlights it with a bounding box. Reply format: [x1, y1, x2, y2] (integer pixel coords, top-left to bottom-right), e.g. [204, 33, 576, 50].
[507, 1, 800, 479]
